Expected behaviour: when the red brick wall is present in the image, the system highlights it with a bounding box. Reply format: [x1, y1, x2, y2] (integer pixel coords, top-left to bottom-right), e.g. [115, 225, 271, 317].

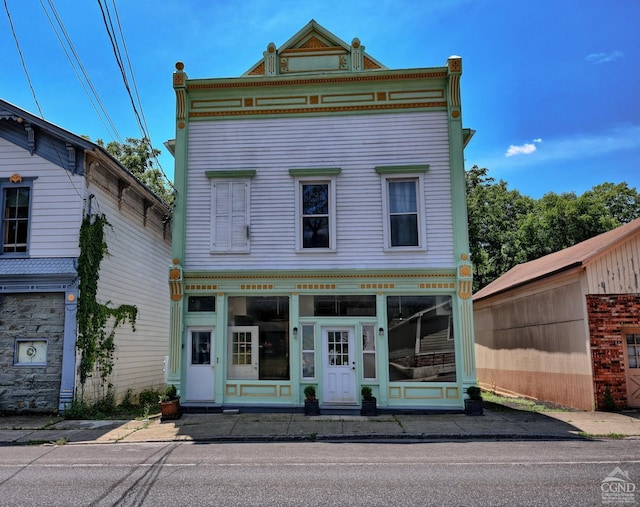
[587, 294, 640, 410]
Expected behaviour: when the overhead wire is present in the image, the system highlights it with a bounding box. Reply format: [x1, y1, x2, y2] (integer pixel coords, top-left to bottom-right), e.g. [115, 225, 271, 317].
[97, 0, 175, 192]
[40, 0, 123, 143]
[3, 0, 84, 201]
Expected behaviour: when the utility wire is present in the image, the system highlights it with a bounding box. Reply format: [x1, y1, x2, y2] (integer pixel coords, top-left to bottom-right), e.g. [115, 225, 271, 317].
[4, 0, 84, 200]
[97, 0, 175, 192]
[98, 0, 175, 190]
[41, 0, 123, 143]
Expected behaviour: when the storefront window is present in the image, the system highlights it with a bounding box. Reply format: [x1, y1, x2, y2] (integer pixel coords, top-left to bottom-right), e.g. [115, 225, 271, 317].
[299, 295, 376, 317]
[362, 324, 376, 380]
[227, 296, 289, 380]
[387, 295, 456, 382]
[301, 324, 316, 379]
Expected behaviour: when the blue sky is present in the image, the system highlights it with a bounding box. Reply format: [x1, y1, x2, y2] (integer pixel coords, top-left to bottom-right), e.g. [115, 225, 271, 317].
[2, 0, 638, 198]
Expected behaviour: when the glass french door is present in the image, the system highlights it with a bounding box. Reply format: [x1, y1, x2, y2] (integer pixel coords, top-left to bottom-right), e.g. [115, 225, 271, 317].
[322, 327, 357, 404]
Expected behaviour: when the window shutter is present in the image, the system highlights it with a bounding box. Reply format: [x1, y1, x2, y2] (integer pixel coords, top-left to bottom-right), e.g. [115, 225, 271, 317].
[211, 181, 248, 252]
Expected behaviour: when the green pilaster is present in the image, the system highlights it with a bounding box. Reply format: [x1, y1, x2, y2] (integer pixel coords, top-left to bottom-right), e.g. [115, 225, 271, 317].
[171, 62, 189, 265]
[446, 56, 477, 389]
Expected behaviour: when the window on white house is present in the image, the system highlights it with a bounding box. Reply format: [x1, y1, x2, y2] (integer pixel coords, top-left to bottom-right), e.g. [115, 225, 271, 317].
[290, 168, 340, 251]
[376, 166, 428, 250]
[388, 179, 419, 247]
[210, 180, 250, 253]
[2, 185, 31, 254]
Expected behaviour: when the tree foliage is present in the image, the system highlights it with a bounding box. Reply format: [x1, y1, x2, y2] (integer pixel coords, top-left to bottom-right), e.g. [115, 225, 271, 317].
[96, 137, 174, 205]
[466, 166, 640, 292]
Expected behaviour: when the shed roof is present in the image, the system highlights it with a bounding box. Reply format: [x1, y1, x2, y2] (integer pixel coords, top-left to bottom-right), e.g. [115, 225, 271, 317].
[473, 217, 640, 301]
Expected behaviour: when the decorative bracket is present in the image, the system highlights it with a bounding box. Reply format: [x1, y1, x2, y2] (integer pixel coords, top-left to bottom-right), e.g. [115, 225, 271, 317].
[24, 122, 35, 154]
[66, 142, 77, 172]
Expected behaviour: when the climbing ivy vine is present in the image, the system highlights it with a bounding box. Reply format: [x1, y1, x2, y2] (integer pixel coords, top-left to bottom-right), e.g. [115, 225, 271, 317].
[77, 214, 137, 392]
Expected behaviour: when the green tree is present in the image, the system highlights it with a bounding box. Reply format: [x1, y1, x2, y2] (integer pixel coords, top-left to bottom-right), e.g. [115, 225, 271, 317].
[466, 166, 640, 292]
[96, 137, 174, 205]
[466, 166, 535, 291]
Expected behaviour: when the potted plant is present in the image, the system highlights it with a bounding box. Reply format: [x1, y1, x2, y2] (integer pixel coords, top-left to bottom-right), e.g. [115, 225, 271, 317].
[159, 384, 181, 420]
[464, 386, 483, 416]
[360, 386, 377, 416]
[303, 385, 320, 416]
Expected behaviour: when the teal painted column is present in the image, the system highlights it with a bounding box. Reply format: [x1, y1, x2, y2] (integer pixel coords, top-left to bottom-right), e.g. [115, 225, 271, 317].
[167, 62, 189, 391]
[446, 56, 478, 392]
[171, 61, 189, 265]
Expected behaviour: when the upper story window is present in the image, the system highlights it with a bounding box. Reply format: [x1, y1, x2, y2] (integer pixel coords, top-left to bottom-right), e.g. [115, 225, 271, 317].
[388, 179, 419, 246]
[206, 170, 255, 254]
[376, 165, 428, 251]
[2, 178, 32, 255]
[290, 168, 340, 252]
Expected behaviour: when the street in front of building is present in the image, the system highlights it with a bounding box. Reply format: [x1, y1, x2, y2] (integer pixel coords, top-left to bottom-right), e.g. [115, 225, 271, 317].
[0, 440, 638, 506]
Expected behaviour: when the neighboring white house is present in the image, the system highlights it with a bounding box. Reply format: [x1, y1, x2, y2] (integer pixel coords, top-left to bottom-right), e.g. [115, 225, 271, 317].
[0, 98, 172, 412]
[166, 21, 477, 412]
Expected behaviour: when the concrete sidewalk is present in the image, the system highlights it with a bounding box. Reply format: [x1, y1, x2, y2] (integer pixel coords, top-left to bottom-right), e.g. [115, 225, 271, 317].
[1, 408, 639, 445]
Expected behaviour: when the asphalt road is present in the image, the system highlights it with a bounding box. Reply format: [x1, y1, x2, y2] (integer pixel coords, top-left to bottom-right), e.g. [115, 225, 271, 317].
[1, 440, 638, 506]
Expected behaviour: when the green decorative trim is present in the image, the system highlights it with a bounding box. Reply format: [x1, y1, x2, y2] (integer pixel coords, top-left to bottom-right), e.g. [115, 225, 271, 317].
[205, 170, 257, 179]
[375, 165, 429, 174]
[289, 168, 342, 177]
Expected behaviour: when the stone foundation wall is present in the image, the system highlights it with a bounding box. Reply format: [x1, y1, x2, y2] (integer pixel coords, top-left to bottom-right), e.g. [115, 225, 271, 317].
[0, 292, 65, 412]
[587, 294, 640, 410]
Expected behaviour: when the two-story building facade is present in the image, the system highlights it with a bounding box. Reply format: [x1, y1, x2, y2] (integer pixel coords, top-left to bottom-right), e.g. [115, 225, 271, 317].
[168, 21, 476, 412]
[0, 99, 172, 413]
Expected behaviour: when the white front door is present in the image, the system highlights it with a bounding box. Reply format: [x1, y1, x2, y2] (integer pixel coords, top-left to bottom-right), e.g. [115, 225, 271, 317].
[322, 327, 357, 404]
[185, 329, 214, 401]
[228, 326, 259, 379]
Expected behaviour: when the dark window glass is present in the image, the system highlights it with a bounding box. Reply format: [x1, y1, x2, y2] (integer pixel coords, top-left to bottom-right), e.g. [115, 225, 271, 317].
[227, 296, 290, 380]
[302, 183, 329, 248]
[188, 296, 215, 312]
[388, 180, 418, 247]
[3, 187, 30, 253]
[191, 331, 211, 365]
[299, 295, 376, 317]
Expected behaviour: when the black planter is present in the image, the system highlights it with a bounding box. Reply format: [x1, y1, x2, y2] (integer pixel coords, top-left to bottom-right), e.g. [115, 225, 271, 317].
[304, 398, 320, 416]
[360, 398, 378, 416]
[464, 398, 484, 416]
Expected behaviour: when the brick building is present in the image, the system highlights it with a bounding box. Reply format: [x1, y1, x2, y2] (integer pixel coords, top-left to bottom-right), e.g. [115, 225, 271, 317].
[473, 218, 640, 410]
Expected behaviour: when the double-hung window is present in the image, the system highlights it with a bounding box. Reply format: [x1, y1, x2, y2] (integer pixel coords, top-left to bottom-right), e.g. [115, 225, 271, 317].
[377, 165, 428, 250]
[207, 170, 255, 253]
[290, 168, 340, 251]
[2, 179, 32, 255]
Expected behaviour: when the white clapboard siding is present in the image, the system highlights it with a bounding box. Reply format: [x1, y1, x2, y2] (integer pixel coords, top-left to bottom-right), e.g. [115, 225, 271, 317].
[85, 182, 171, 398]
[0, 137, 85, 257]
[186, 111, 454, 270]
[586, 233, 640, 294]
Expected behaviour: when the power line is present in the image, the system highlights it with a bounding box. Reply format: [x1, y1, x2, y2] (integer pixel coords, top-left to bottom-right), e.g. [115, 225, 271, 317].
[40, 0, 123, 143]
[96, 0, 174, 192]
[3, 0, 84, 201]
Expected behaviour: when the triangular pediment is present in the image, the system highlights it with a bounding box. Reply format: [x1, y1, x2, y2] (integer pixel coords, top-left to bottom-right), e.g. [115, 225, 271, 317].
[244, 20, 386, 76]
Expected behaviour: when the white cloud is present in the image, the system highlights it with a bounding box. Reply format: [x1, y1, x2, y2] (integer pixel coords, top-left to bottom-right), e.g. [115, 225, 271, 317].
[586, 51, 623, 64]
[505, 138, 542, 157]
[489, 125, 640, 169]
